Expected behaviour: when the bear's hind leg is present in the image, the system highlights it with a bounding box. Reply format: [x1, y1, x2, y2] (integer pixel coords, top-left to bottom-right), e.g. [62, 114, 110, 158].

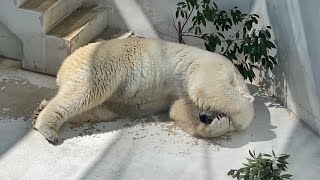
[71, 104, 118, 123]
[33, 88, 108, 144]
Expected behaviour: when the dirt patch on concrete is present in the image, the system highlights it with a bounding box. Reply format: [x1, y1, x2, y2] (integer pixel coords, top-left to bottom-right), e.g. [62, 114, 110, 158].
[0, 79, 56, 120]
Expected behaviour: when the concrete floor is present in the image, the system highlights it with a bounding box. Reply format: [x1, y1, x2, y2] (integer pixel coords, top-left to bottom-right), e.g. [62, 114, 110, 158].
[0, 58, 319, 180]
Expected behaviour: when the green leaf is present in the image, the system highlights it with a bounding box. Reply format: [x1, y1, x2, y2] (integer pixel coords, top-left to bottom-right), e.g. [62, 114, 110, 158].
[269, 56, 277, 64]
[201, 33, 208, 39]
[246, 21, 253, 31]
[181, 10, 185, 18]
[257, 153, 262, 159]
[266, 59, 273, 69]
[204, 42, 216, 52]
[177, 2, 185, 6]
[243, 27, 247, 38]
[262, 57, 266, 66]
[280, 153, 291, 157]
[198, 27, 202, 34]
[212, 2, 218, 9]
[267, 25, 272, 29]
[225, 25, 231, 31]
[252, 17, 258, 24]
[262, 153, 272, 157]
[281, 174, 293, 178]
[249, 150, 255, 158]
[188, 0, 197, 7]
[253, 14, 260, 18]
[227, 18, 233, 26]
[266, 30, 271, 38]
[279, 155, 290, 160]
[238, 45, 244, 53]
[227, 169, 235, 176]
[266, 40, 276, 48]
[201, 15, 206, 26]
[203, 6, 211, 20]
[216, 36, 221, 45]
[217, 32, 225, 38]
[251, 167, 259, 174]
[176, 9, 180, 18]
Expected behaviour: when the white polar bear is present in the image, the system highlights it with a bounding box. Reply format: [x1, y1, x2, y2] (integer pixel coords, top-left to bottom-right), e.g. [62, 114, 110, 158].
[32, 37, 255, 144]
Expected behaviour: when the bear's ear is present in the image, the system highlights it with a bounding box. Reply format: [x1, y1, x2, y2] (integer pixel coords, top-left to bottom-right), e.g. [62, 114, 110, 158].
[244, 94, 255, 103]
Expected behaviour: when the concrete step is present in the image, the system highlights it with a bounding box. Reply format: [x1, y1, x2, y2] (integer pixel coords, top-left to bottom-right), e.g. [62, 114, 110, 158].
[19, 0, 58, 12]
[44, 4, 108, 75]
[15, 0, 30, 7]
[19, 0, 82, 32]
[91, 27, 134, 42]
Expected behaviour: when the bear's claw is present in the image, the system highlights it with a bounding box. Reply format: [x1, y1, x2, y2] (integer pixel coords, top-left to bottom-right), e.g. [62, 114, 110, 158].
[199, 110, 228, 125]
[31, 99, 48, 128]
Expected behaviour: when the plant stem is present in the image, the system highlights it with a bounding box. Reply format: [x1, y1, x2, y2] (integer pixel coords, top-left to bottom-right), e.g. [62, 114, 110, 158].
[178, 21, 186, 44]
[172, 15, 178, 31]
[181, 7, 194, 30]
[181, 34, 202, 39]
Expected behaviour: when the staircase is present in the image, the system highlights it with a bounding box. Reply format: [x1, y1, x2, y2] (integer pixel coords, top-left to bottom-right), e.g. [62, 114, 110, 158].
[0, 0, 131, 75]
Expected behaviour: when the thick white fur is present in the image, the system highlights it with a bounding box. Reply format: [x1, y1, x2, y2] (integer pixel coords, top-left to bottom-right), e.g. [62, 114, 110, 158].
[33, 37, 254, 143]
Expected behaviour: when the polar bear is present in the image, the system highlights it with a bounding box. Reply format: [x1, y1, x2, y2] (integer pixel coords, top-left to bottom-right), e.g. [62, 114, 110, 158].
[32, 37, 254, 144]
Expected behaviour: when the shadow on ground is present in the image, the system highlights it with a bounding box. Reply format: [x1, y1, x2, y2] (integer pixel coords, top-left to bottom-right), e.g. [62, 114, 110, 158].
[220, 84, 277, 148]
[50, 84, 277, 148]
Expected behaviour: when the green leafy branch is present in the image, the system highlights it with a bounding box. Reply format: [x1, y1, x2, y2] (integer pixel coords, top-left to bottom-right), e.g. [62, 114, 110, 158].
[173, 0, 278, 82]
[228, 150, 292, 180]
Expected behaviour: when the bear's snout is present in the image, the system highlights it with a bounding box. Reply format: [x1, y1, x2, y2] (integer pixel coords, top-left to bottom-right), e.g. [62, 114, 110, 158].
[199, 111, 214, 125]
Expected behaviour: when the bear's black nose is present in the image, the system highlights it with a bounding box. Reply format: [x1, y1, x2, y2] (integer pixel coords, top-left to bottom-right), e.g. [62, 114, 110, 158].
[199, 114, 214, 125]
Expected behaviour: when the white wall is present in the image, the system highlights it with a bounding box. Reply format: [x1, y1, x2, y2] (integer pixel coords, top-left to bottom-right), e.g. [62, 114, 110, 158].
[0, 20, 22, 60]
[251, 0, 320, 135]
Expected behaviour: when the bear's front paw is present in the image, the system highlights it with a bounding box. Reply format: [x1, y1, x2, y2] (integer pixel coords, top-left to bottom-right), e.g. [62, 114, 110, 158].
[35, 124, 59, 144]
[196, 112, 235, 138]
[209, 116, 231, 129]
